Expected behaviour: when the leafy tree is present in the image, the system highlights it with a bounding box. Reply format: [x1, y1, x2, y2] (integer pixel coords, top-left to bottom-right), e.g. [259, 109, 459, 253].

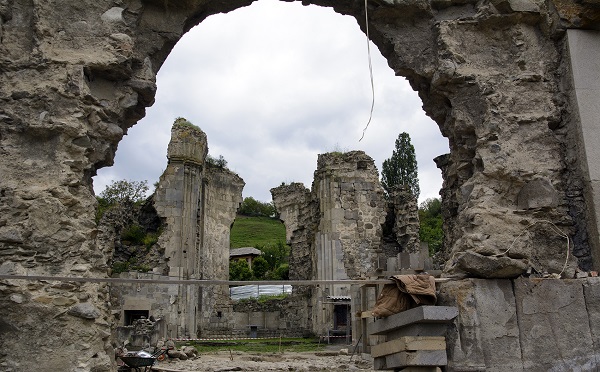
[418, 198, 443, 255]
[269, 263, 289, 280]
[260, 241, 289, 270]
[238, 197, 277, 217]
[381, 132, 420, 199]
[251, 256, 270, 280]
[229, 259, 253, 281]
[99, 179, 149, 205]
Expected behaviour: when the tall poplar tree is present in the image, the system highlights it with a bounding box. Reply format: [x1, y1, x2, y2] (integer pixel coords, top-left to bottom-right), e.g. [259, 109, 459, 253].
[381, 132, 420, 199]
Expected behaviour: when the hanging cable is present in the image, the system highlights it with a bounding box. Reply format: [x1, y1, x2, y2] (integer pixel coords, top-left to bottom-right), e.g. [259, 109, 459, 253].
[359, 0, 375, 142]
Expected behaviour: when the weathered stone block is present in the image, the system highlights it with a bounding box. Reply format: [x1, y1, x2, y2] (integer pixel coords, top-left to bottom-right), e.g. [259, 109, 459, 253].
[372, 336, 446, 358]
[374, 350, 447, 370]
[491, 0, 540, 13]
[584, 278, 600, 359]
[385, 323, 450, 339]
[451, 251, 528, 278]
[369, 306, 458, 335]
[517, 178, 560, 209]
[514, 278, 597, 370]
[437, 279, 523, 372]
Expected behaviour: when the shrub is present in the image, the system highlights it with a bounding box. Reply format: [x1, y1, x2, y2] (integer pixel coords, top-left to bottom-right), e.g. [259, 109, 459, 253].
[121, 224, 146, 245]
[112, 261, 129, 274]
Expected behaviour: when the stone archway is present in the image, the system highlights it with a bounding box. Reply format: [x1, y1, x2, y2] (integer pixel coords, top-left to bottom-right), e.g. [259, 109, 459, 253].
[1, 0, 599, 370]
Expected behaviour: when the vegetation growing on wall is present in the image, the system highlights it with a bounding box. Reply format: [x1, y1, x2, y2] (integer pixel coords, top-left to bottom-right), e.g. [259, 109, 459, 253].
[205, 154, 228, 169]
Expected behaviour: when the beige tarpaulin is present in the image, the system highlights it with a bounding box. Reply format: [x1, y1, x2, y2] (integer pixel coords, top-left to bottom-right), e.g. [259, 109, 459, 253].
[371, 274, 436, 317]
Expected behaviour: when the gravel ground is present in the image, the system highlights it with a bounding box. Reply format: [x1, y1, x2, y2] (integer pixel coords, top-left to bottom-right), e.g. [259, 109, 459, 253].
[152, 349, 375, 372]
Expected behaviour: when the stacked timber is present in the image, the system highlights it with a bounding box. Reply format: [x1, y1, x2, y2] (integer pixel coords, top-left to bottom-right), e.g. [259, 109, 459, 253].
[368, 306, 458, 371]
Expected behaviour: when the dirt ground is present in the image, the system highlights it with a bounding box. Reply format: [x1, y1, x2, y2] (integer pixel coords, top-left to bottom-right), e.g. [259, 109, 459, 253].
[151, 348, 375, 372]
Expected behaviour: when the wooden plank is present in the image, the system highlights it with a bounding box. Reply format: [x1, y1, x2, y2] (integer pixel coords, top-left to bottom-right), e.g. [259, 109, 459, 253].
[369, 306, 458, 335]
[374, 350, 447, 370]
[371, 337, 446, 358]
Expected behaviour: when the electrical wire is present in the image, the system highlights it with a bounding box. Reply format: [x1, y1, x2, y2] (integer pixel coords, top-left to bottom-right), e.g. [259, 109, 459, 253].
[359, 0, 375, 142]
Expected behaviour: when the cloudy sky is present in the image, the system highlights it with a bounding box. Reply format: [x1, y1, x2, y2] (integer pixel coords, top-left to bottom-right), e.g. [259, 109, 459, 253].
[93, 0, 449, 205]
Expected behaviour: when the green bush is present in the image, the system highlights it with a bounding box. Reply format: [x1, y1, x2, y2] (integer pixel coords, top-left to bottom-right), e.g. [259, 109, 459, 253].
[112, 261, 129, 274]
[238, 197, 277, 217]
[121, 224, 146, 245]
[269, 263, 289, 280]
[142, 231, 160, 249]
[251, 256, 269, 279]
[229, 259, 253, 281]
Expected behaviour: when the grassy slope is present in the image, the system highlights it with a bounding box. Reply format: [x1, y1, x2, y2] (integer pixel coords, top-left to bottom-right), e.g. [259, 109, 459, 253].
[230, 215, 287, 248]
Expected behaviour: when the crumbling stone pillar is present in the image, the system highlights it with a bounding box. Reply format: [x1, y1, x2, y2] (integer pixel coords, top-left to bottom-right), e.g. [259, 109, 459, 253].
[389, 185, 421, 254]
[153, 119, 244, 337]
[271, 182, 316, 282]
[153, 120, 208, 338]
[274, 151, 387, 336]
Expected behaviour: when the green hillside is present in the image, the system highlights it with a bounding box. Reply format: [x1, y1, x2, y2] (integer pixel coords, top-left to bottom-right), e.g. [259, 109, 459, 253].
[230, 215, 287, 248]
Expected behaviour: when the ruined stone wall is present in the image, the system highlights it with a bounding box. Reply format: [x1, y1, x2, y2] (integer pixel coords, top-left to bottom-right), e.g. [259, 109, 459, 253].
[273, 152, 387, 336]
[313, 152, 386, 283]
[198, 166, 244, 335]
[271, 182, 316, 282]
[2, 0, 600, 370]
[389, 186, 420, 254]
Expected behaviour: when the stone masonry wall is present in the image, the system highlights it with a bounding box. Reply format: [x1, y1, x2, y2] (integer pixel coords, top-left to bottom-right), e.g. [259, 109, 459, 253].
[1, 1, 600, 370]
[389, 186, 420, 254]
[438, 277, 600, 371]
[273, 151, 387, 336]
[271, 182, 317, 283]
[198, 166, 244, 335]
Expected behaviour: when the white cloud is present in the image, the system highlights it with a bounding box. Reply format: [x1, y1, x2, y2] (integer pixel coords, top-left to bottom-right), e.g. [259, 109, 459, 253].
[94, 0, 449, 205]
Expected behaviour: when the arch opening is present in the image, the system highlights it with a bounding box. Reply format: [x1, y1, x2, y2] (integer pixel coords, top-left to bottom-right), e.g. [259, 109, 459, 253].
[93, 0, 448, 206]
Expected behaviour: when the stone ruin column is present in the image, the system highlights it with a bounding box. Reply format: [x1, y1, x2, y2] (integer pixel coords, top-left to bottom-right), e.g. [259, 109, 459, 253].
[197, 165, 244, 336]
[389, 186, 421, 254]
[273, 151, 387, 336]
[153, 119, 207, 338]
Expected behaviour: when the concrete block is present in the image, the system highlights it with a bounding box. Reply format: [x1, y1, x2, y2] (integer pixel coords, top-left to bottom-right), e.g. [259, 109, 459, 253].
[369, 306, 458, 335]
[248, 312, 264, 327]
[387, 257, 398, 272]
[409, 253, 424, 270]
[514, 278, 596, 370]
[371, 337, 446, 358]
[437, 279, 523, 372]
[374, 350, 447, 370]
[398, 252, 411, 269]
